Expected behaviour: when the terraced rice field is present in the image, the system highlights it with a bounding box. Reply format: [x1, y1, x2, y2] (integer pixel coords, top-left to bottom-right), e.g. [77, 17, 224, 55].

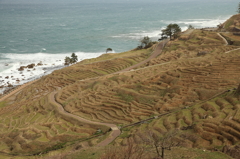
[1, 28, 240, 157]
[119, 90, 240, 151]
[55, 44, 240, 125]
[143, 30, 238, 68]
[0, 45, 153, 155]
[54, 30, 240, 157]
[0, 95, 103, 155]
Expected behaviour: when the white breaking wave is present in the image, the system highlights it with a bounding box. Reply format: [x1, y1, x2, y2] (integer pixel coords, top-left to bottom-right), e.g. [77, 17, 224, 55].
[111, 29, 164, 41]
[112, 16, 230, 42]
[0, 51, 107, 94]
[162, 16, 230, 28]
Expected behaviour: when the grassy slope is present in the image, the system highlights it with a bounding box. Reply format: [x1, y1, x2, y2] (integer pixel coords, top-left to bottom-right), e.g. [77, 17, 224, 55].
[223, 14, 240, 31]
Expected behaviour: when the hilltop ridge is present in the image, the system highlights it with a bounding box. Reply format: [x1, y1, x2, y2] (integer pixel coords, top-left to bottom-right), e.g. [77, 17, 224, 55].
[222, 14, 240, 32]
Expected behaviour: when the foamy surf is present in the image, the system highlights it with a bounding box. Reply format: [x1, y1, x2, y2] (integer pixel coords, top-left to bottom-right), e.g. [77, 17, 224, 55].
[0, 51, 107, 94]
[163, 16, 230, 29]
[112, 16, 230, 42]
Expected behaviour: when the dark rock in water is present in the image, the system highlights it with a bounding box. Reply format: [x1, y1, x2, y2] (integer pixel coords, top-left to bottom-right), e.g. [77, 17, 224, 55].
[18, 66, 26, 71]
[27, 63, 35, 69]
[7, 84, 13, 87]
[5, 63, 8, 66]
[5, 76, 9, 79]
[0, 76, 2, 78]
[37, 61, 43, 66]
[0, 85, 3, 88]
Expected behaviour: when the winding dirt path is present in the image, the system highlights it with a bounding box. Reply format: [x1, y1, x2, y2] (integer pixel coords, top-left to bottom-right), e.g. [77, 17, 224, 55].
[49, 90, 121, 146]
[217, 33, 228, 45]
[117, 39, 169, 73]
[225, 48, 240, 54]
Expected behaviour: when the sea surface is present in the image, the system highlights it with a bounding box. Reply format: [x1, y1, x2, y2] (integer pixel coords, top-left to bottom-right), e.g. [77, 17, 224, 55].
[0, 0, 238, 92]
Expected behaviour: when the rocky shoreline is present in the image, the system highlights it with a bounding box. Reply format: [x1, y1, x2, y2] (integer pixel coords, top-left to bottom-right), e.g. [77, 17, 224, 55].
[0, 61, 66, 95]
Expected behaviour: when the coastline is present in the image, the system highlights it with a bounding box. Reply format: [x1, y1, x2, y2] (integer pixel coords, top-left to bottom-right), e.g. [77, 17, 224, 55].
[0, 14, 232, 96]
[0, 65, 66, 96]
[0, 51, 108, 95]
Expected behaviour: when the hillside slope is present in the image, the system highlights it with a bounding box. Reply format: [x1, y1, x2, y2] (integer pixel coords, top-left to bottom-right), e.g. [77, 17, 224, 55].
[1, 16, 240, 158]
[223, 14, 240, 32]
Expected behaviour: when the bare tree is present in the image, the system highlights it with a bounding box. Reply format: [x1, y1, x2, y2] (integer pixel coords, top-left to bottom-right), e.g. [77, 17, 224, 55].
[188, 25, 194, 29]
[100, 137, 146, 159]
[140, 36, 151, 48]
[140, 129, 179, 159]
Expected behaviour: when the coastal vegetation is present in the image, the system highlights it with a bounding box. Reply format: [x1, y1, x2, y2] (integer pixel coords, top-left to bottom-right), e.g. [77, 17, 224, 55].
[161, 24, 181, 40]
[106, 48, 113, 53]
[139, 36, 152, 49]
[1, 14, 240, 159]
[64, 53, 78, 65]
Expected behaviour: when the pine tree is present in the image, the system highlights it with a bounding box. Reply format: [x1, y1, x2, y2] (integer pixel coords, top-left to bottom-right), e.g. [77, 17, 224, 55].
[64, 56, 71, 65]
[64, 53, 78, 65]
[71, 53, 78, 63]
[161, 24, 181, 40]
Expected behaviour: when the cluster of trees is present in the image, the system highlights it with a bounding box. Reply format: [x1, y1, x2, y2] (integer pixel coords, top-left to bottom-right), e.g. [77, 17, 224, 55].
[160, 24, 182, 40]
[137, 24, 182, 50]
[64, 53, 78, 65]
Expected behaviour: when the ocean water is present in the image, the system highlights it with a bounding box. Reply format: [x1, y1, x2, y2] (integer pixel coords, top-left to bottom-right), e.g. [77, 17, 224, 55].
[0, 0, 238, 91]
